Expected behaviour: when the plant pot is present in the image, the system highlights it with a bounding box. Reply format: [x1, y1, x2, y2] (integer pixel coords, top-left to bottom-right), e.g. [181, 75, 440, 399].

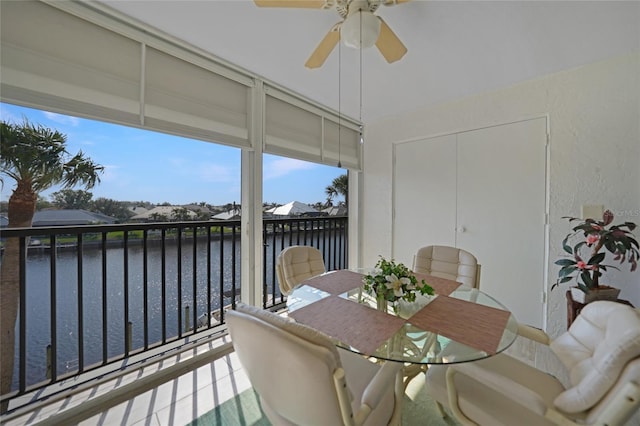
[570, 286, 621, 304]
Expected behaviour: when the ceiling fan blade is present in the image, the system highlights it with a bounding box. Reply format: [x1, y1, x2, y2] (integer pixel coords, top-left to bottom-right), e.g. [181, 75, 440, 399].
[383, 0, 412, 5]
[305, 28, 340, 69]
[375, 18, 407, 63]
[254, 0, 328, 8]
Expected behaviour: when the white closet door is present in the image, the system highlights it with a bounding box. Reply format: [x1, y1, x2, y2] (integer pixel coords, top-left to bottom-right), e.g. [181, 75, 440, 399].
[456, 117, 547, 327]
[393, 134, 457, 265]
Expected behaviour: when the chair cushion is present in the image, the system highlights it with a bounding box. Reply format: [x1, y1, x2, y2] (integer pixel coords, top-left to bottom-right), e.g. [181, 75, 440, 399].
[339, 348, 397, 426]
[426, 351, 565, 426]
[278, 246, 326, 293]
[550, 301, 640, 413]
[235, 303, 340, 360]
[413, 245, 479, 288]
[585, 357, 640, 424]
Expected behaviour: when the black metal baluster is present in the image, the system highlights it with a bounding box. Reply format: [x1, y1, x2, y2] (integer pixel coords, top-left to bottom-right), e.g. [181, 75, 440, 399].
[192, 226, 197, 333]
[101, 232, 108, 364]
[269, 223, 278, 303]
[143, 229, 149, 349]
[161, 228, 167, 344]
[206, 225, 212, 330]
[18, 237, 27, 392]
[331, 219, 337, 270]
[263, 223, 268, 307]
[343, 218, 349, 268]
[123, 231, 130, 354]
[231, 224, 237, 311]
[177, 227, 183, 338]
[218, 225, 224, 322]
[303, 218, 308, 244]
[311, 219, 317, 249]
[322, 218, 328, 266]
[77, 234, 84, 373]
[49, 234, 57, 382]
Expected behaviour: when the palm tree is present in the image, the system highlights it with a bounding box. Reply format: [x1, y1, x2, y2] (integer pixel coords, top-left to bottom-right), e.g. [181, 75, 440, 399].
[325, 173, 348, 207]
[0, 119, 103, 410]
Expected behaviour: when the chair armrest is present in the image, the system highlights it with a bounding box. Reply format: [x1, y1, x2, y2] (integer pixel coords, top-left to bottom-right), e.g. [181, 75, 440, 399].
[361, 361, 403, 407]
[518, 323, 550, 345]
[353, 361, 403, 425]
[446, 363, 552, 418]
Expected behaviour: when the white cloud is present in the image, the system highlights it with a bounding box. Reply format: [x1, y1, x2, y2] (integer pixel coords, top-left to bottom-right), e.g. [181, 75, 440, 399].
[43, 111, 80, 126]
[164, 157, 236, 183]
[168, 157, 188, 168]
[198, 164, 235, 183]
[264, 158, 315, 180]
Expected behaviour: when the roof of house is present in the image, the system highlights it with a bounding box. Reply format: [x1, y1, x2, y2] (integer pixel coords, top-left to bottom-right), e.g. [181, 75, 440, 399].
[130, 206, 197, 220]
[322, 205, 348, 216]
[211, 208, 241, 220]
[32, 209, 117, 227]
[183, 204, 213, 214]
[266, 201, 319, 216]
[128, 206, 149, 214]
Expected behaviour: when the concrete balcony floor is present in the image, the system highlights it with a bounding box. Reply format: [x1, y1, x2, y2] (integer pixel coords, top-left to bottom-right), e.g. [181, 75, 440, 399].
[4, 335, 249, 426]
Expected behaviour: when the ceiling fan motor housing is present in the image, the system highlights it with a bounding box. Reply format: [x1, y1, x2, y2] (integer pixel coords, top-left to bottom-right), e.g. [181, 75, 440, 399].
[342, 10, 381, 49]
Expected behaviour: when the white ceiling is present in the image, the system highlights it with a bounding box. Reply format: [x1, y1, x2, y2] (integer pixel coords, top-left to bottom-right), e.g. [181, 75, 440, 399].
[101, 1, 639, 123]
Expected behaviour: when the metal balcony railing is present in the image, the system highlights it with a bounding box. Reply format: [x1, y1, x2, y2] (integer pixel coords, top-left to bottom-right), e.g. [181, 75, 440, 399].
[0, 216, 347, 407]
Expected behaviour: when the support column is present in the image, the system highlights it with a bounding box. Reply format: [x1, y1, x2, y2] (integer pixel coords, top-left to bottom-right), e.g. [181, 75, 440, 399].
[241, 79, 264, 307]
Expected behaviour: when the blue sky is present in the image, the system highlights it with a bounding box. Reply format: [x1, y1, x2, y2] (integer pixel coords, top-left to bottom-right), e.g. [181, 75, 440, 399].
[0, 103, 345, 206]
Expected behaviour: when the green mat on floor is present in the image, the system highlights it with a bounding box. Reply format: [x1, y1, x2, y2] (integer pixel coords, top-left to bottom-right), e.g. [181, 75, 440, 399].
[187, 377, 459, 426]
[187, 387, 269, 426]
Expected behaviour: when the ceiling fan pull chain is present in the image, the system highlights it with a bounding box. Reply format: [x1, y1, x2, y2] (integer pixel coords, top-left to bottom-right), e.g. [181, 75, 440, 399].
[337, 37, 342, 168]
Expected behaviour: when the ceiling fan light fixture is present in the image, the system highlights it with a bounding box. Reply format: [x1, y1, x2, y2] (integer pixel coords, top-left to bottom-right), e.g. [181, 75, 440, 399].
[341, 10, 380, 49]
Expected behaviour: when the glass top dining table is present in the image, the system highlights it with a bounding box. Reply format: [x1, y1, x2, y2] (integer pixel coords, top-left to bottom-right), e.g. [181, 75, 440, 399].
[286, 269, 519, 365]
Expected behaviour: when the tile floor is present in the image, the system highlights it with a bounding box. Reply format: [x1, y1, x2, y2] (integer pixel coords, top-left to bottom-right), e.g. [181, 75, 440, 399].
[4, 335, 252, 426]
[7, 332, 638, 426]
[82, 353, 250, 425]
[5, 336, 467, 426]
[4, 332, 542, 426]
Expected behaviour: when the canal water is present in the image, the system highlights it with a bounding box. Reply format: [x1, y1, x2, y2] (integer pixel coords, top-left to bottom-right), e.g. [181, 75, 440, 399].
[14, 237, 244, 389]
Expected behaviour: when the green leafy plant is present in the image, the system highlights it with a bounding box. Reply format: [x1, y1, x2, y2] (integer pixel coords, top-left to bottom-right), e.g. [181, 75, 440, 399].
[363, 256, 434, 303]
[553, 209, 639, 294]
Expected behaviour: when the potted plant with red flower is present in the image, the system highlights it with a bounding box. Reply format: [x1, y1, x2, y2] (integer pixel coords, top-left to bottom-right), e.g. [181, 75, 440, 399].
[553, 209, 639, 303]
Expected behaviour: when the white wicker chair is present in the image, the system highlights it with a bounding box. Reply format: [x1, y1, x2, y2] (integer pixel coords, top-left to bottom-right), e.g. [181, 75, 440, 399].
[276, 245, 326, 295]
[227, 303, 404, 425]
[412, 245, 480, 288]
[426, 301, 640, 426]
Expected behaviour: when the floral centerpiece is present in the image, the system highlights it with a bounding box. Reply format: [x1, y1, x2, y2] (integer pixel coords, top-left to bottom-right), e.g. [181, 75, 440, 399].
[553, 209, 638, 303]
[363, 257, 434, 311]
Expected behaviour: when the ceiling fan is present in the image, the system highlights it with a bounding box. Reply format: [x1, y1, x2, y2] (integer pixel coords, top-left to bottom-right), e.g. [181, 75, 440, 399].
[254, 0, 410, 69]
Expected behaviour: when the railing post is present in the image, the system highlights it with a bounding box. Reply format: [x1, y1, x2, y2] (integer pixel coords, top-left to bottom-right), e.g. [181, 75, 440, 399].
[185, 305, 190, 332]
[46, 345, 52, 380]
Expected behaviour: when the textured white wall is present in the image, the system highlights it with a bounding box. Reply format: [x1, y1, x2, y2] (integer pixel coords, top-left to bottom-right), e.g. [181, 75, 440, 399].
[360, 53, 640, 337]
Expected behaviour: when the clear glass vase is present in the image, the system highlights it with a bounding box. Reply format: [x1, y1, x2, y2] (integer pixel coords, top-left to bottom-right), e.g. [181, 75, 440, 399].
[376, 294, 388, 313]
